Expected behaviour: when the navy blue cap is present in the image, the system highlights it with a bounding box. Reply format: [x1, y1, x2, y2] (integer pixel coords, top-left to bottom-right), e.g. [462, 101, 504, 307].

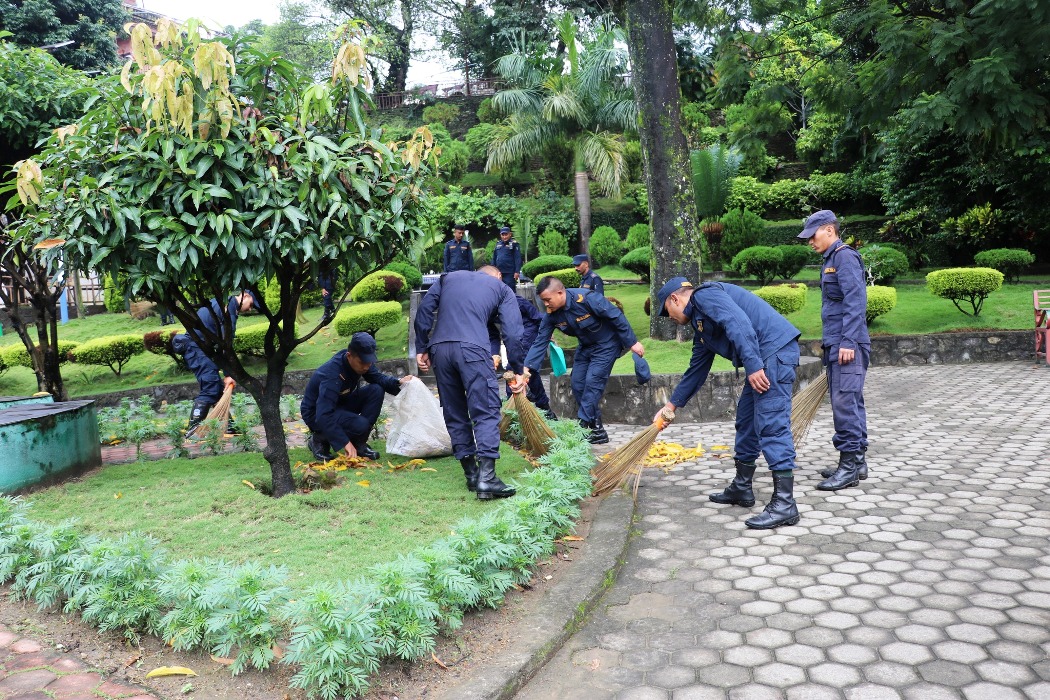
[453, 223, 466, 230]
[499, 226, 512, 234]
[655, 277, 693, 317]
[572, 254, 589, 265]
[798, 210, 838, 239]
[348, 332, 377, 366]
[633, 353, 651, 384]
[239, 290, 261, 310]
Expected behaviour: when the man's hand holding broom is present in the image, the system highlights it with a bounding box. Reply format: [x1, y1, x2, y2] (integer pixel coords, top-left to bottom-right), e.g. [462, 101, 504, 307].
[508, 370, 529, 394]
[653, 402, 676, 431]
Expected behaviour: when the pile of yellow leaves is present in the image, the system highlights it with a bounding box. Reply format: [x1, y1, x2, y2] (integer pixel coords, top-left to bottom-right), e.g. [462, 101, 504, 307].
[642, 441, 707, 470]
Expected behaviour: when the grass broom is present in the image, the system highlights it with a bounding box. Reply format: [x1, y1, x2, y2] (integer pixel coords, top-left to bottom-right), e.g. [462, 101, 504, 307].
[591, 409, 675, 498]
[790, 370, 828, 448]
[191, 383, 234, 439]
[502, 371, 556, 457]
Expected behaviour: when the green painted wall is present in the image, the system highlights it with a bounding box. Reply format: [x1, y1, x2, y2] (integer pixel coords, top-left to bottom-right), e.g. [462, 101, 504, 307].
[0, 400, 101, 494]
[0, 395, 55, 411]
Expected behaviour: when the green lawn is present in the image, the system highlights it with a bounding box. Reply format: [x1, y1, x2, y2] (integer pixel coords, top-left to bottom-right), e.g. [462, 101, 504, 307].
[24, 442, 531, 587]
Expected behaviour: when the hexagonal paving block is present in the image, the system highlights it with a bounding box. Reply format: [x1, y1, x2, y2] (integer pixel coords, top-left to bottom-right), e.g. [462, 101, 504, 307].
[932, 640, 988, 664]
[863, 661, 921, 687]
[752, 662, 806, 688]
[918, 660, 979, 686]
[945, 623, 999, 645]
[827, 643, 879, 665]
[723, 645, 773, 667]
[880, 641, 935, 665]
[809, 662, 863, 687]
[973, 659, 1037, 685]
[647, 665, 697, 690]
[960, 682, 1027, 700]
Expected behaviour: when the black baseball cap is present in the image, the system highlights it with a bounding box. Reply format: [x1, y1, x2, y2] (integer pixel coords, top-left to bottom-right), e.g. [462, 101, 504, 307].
[348, 332, 377, 365]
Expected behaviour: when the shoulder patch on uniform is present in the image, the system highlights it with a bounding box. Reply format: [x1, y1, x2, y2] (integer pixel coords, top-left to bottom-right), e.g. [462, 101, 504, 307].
[576, 293, 584, 302]
[824, 267, 836, 273]
[682, 281, 693, 288]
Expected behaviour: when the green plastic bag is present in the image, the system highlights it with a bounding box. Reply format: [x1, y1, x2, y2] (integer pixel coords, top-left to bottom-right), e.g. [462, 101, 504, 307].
[549, 342, 567, 377]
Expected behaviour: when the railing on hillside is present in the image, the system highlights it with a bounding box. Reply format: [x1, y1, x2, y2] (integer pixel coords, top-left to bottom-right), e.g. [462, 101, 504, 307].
[371, 78, 505, 111]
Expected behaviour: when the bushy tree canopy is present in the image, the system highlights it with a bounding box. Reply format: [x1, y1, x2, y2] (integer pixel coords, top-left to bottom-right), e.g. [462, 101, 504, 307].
[0, 0, 128, 72]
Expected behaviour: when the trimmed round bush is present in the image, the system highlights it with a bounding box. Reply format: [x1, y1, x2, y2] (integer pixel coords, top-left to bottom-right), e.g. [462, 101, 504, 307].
[926, 267, 1004, 317]
[534, 268, 582, 289]
[860, 245, 909, 284]
[730, 246, 783, 286]
[973, 248, 1035, 284]
[588, 226, 623, 268]
[719, 208, 766, 262]
[619, 247, 651, 282]
[774, 245, 815, 280]
[866, 285, 897, 324]
[334, 301, 404, 337]
[143, 329, 187, 370]
[2, 340, 79, 368]
[383, 262, 424, 289]
[233, 324, 296, 357]
[537, 228, 569, 257]
[350, 271, 407, 302]
[625, 223, 650, 250]
[754, 284, 807, 316]
[70, 334, 145, 376]
[522, 255, 575, 279]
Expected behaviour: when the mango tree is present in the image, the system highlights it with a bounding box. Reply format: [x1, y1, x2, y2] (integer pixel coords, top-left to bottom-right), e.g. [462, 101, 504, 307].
[6, 19, 435, 496]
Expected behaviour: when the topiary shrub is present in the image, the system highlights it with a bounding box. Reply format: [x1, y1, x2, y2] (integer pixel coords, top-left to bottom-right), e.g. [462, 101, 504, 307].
[69, 334, 145, 377]
[860, 245, 909, 284]
[973, 248, 1035, 284]
[537, 228, 569, 257]
[620, 247, 651, 282]
[143, 329, 187, 370]
[625, 223, 650, 250]
[720, 209, 766, 262]
[866, 285, 897, 324]
[774, 245, 815, 280]
[926, 267, 1004, 317]
[350, 271, 407, 302]
[2, 341, 79, 369]
[730, 246, 783, 286]
[588, 226, 623, 268]
[534, 268, 582, 289]
[334, 301, 404, 337]
[522, 255, 575, 279]
[233, 325, 295, 357]
[754, 284, 807, 316]
[421, 103, 460, 126]
[383, 262, 424, 289]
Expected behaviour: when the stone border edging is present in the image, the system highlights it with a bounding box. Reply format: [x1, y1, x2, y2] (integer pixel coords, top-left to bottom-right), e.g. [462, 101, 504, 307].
[432, 492, 637, 700]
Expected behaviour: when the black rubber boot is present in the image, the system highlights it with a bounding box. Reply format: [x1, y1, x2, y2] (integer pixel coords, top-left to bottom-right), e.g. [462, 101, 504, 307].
[460, 455, 479, 492]
[588, 418, 609, 445]
[817, 452, 862, 491]
[709, 460, 757, 507]
[186, 400, 213, 436]
[225, 415, 242, 436]
[355, 443, 380, 461]
[475, 457, 515, 500]
[820, 448, 868, 480]
[308, 434, 335, 461]
[746, 471, 800, 529]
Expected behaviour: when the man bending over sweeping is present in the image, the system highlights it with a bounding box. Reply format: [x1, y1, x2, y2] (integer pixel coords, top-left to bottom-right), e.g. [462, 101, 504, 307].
[655, 277, 802, 530]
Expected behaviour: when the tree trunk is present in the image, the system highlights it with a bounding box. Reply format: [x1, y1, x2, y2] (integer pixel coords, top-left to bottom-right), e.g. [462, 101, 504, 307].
[574, 171, 592, 253]
[615, 0, 701, 340]
[256, 374, 296, 498]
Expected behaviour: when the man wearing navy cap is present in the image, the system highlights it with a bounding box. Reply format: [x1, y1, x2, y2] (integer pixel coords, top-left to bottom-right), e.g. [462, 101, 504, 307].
[492, 226, 522, 289]
[654, 276, 802, 529]
[798, 210, 870, 491]
[301, 332, 414, 462]
[524, 276, 644, 444]
[172, 290, 258, 435]
[415, 266, 527, 499]
[573, 254, 605, 296]
[443, 224, 474, 273]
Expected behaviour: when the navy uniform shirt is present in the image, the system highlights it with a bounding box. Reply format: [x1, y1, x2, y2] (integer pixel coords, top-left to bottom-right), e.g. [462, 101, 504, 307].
[443, 238, 474, 272]
[186, 296, 242, 348]
[580, 270, 605, 296]
[301, 350, 403, 448]
[492, 239, 523, 275]
[490, 295, 543, 358]
[524, 289, 637, 370]
[414, 270, 526, 373]
[821, 242, 870, 351]
[670, 283, 801, 409]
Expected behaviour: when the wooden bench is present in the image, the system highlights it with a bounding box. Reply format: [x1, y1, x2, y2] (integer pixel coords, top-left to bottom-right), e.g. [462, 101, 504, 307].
[1036, 290, 1050, 366]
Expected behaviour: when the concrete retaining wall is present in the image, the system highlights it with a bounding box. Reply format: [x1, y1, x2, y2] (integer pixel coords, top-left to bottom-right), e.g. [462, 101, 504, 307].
[0, 400, 101, 494]
[800, 330, 1032, 365]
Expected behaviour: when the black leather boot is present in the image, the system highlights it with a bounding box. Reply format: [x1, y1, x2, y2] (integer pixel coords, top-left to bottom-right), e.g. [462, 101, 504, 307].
[475, 457, 515, 500]
[820, 448, 868, 480]
[746, 471, 800, 529]
[588, 418, 609, 445]
[225, 415, 242, 436]
[460, 455, 479, 492]
[709, 460, 757, 507]
[354, 443, 380, 461]
[307, 434, 335, 461]
[186, 400, 213, 436]
[817, 452, 862, 491]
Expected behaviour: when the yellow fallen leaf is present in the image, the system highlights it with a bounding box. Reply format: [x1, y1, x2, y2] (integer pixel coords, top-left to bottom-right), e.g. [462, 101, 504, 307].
[562, 535, 584, 541]
[355, 471, 364, 476]
[145, 666, 197, 678]
[420, 467, 437, 472]
[711, 445, 730, 450]
[242, 480, 255, 489]
[356, 480, 370, 487]
[114, 492, 122, 499]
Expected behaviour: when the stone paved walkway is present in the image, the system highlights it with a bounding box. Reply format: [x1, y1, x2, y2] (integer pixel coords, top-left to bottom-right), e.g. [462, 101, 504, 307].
[517, 361, 1050, 700]
[0, 623, 156, 700]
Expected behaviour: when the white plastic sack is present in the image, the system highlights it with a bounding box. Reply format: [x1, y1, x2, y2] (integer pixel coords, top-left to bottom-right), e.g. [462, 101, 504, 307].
[384, 378, 454, 458]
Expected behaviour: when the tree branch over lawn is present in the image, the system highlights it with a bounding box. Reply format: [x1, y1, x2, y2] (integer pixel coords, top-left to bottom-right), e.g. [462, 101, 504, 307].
[3, 18, 435, 497]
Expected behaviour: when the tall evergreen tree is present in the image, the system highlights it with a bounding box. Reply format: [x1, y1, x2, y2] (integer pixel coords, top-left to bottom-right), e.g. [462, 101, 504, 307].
[0, 0, 128, 72]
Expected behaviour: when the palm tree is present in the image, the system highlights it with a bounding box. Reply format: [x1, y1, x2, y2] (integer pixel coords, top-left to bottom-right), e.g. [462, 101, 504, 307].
[691, 144, 742, 270]
[486, 14, 636, 253]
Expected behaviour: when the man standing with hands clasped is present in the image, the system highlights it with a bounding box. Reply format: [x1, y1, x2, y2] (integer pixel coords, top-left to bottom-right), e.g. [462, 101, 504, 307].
[797, 210, 870, 491]
[654, 277, 802, 530]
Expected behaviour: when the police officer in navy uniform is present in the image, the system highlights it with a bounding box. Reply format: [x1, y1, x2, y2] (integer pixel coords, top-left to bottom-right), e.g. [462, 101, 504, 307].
[524, 276, 644, 444]
[797, 210, 870, 490]
[478, 267, 555, 419]
[573, 254, 605, 296]
[491, 226, 522, 289]
[172, 290, 258, 435]
[414, 265, 527, 499]
[301, 333, 413, 462]
[443, 223, 475, 273]
[655, 277, 802, 529]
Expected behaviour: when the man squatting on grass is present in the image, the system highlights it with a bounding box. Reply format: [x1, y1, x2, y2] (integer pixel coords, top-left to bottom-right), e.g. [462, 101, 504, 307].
[655, 277, 803, 530]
